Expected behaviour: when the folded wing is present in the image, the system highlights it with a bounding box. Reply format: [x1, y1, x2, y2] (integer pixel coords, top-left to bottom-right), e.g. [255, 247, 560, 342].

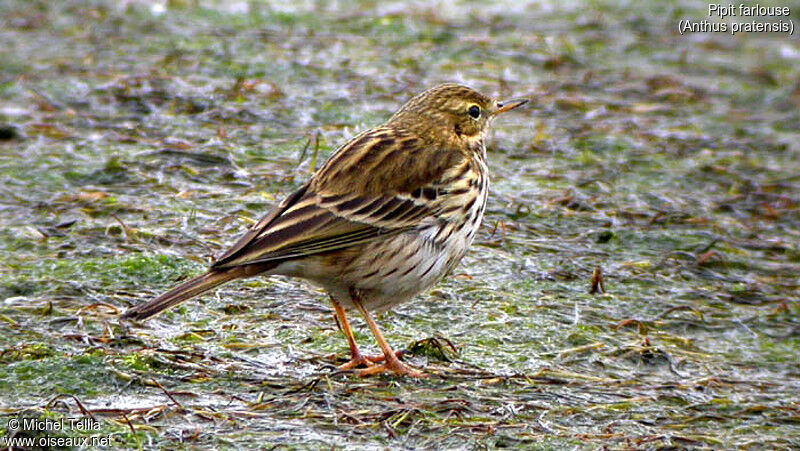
[212, 126, 461, 269]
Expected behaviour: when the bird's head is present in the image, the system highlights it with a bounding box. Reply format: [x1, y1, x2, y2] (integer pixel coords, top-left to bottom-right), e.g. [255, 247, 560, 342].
[388, 83, 528, 145]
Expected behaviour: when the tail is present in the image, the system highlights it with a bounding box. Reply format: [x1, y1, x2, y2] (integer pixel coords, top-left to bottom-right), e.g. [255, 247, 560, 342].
[121, 268, 247, 320]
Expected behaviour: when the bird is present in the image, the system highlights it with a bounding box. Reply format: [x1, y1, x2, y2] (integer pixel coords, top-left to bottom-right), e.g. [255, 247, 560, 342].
[121, 83, 528, 377]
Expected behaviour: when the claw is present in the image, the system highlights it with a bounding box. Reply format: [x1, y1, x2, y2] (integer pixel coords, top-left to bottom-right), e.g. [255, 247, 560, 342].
[337, 353, 375, 370]
[337, 350, 405, 371]
[332, 294, 427, 378]
[355, 360, 426, 378]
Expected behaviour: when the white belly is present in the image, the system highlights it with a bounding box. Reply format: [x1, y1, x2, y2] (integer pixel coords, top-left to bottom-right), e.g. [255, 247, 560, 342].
[274, 219, 477, 312]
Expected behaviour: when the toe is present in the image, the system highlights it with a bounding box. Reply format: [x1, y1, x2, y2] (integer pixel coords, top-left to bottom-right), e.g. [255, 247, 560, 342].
[355, 361, 426, 378]
[337, 354, 375, 371]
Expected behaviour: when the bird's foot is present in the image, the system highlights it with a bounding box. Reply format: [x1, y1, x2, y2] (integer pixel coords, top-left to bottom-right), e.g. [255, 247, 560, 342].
[337, 350, 405, 371]
[337, 352, 376, 370]
[354, 353, 426, 378]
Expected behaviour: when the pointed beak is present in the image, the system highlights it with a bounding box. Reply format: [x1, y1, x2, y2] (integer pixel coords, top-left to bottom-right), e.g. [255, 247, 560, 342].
[494, 98, 529, 116]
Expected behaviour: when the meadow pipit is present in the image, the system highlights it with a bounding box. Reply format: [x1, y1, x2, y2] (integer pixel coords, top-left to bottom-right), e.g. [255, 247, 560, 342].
[122, 84, 528, 377]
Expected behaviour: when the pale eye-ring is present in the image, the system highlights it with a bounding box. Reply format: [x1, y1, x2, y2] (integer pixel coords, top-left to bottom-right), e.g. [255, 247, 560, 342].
[468, 105, 481, 119]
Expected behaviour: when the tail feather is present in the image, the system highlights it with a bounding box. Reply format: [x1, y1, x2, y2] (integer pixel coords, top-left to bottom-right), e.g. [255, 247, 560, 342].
[121, 268, 245, 320]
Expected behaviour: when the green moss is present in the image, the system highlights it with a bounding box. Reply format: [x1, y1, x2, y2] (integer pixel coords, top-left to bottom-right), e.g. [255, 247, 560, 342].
[1, 0, 798, 447]
[0, 343, 55, 363]
[0, 355, 113, 397]
[11, 254, 201, 289]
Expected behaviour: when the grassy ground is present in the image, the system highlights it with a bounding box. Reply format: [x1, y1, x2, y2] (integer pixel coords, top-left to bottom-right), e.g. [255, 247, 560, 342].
[1, 0, 799, 448]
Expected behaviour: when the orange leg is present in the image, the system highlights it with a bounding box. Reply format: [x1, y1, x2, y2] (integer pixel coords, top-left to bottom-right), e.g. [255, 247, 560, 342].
[349, 291, 426, 378]
[331, 297, 376, 370]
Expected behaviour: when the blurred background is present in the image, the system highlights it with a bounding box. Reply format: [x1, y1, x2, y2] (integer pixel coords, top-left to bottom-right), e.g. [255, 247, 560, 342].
[1, 0, 798, 448]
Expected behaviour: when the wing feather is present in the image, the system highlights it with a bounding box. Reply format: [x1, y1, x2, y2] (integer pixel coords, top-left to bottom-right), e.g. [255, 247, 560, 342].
[211, 125, 464, 270]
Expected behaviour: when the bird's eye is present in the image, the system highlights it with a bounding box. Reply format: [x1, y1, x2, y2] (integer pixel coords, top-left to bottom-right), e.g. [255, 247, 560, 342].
[468, 105, 481, 119]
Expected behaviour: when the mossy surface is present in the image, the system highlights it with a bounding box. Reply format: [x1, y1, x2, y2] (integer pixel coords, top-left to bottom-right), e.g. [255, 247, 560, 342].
[1, 0, 799, 448]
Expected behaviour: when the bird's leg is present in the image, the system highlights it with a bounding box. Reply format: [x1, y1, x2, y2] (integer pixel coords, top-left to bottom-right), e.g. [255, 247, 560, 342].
[331, 297, 405, 370]
[331, 297, 374, 370]
[349, 290, 426, 378]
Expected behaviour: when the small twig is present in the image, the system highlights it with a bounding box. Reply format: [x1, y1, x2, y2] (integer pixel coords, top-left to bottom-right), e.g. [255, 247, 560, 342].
[297, 134, 312, 164]
[655, 305, 704, 321]
[76, 302, 120, 316]
[383, 420, 398, 439]
[539, 342, 606, 358]
[153, 380, 184, 411]
[28, 87, 64, 111]
[310, 131, 321, 173]
[488, 220, 507, 240]
[332, 312, 342, 333]
[121, 412, 136, 435]
[45, 394, 98, 422]
[590, 266, 605, 294]
[111, 214, 137, 242]
[696, 238, 720, 254]
[664, 350, 690, 378]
